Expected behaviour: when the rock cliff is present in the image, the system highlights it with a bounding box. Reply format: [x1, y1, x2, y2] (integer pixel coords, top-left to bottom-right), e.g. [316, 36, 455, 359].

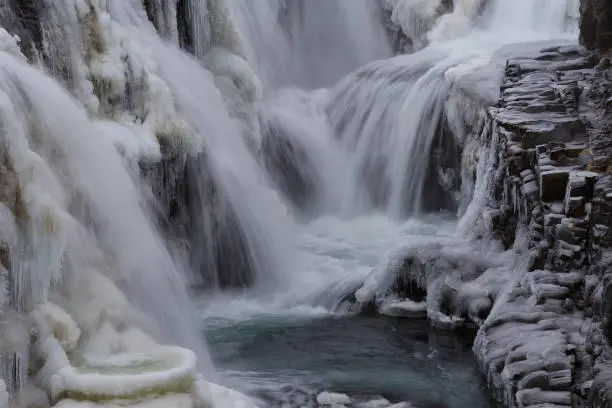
[471, 43, 612, 408]
[580, 0, 612, 53]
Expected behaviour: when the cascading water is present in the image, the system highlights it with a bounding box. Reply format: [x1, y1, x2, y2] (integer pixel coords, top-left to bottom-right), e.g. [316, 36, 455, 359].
[196, 14, 583, 407]
[113, 1, 293, 290]
[225, 0, 393, 89]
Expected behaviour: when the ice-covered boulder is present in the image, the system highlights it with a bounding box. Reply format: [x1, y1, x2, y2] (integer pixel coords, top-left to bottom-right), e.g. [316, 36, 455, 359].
[316, 391, 352, 406]
[32, 303, 81, 353]
[354, 238, 511, 328]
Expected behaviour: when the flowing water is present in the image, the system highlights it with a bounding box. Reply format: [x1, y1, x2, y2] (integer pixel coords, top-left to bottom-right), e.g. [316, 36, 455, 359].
[0, 0, 581, 406]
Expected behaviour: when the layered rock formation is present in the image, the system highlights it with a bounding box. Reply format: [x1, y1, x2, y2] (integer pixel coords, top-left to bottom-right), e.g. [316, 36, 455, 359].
[471, 44, 609, 408]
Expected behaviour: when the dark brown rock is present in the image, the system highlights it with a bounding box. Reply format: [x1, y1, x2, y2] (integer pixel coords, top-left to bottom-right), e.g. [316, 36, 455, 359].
[580, 0, 612, 54]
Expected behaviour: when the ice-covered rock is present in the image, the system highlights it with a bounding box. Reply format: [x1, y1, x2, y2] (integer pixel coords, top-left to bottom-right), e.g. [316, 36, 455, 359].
[0, 379, 8, 408]
[15, 383, 50, 408]
[356, 397, 391, 408]
[316, 391, 352, 406]
[51, 346, 196, 402]
[379, 299, 427, 318]
[353, 237, 516, 328]
[0, 310, 31, 355]
[458, 42, 612, 407]
[52, 394, 195, 408]
[31, 303, 81, 352]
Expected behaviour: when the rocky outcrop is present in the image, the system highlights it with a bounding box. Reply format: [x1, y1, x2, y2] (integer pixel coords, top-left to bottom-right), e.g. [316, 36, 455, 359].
[580, 0, 612, 53]
[469, 44, 611, 407]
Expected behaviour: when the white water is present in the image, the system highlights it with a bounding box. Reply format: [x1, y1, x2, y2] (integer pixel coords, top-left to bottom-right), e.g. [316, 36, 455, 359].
[203, 0, 579, 322]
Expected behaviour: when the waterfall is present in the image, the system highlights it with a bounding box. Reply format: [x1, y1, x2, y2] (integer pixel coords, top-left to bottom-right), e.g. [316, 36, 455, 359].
[0, 0, 583, 405]
[247, 0, 579, 314]
[225, 0, 393, 89]
[0, 39, 212, 391]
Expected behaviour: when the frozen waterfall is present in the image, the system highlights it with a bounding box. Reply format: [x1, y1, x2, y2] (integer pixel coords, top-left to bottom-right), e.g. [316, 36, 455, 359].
[0, 0, 582, 407]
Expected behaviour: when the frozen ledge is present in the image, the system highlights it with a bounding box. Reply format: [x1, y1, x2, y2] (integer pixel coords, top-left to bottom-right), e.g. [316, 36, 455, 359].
[52, 379, 260, 408]
[48, 345, 260, 408]
[52, 346, 197, 401]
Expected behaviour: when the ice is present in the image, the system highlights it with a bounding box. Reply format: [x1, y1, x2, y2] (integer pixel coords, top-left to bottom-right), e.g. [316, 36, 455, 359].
[203, 47, 263, 147]
[54, 395, 194, 408]
[316, 391, 352, 406]
[31, 302, 81, 352]
[0, 379, 8, 408]
[381, 0, 446, 51]
[427, 0, 484, 43]
[14, 384, 50, 408]
[379, 299, 428, 318]
[350, 232, 524, 328]
[51, 347, 196, 401]
[0, 311, 30, 355]
[47, 0, 202, 160]
[0, 27, 25, 61]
